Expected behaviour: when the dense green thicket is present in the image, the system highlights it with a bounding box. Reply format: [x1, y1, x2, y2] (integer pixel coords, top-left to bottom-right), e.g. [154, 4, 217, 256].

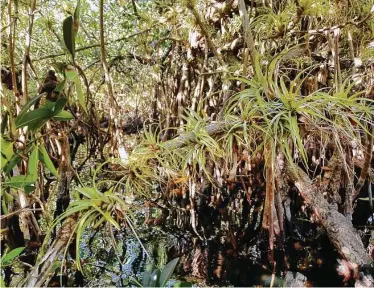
[1, 0, 374, 286]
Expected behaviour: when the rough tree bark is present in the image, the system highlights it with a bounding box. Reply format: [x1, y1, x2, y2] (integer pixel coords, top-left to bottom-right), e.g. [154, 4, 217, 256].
[285, 164, 371, 265]
[22, 216, 77, 287]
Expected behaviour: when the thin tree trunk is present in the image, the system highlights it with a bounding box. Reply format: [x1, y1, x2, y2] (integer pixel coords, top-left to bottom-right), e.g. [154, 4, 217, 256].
[21, 0, 36, 101]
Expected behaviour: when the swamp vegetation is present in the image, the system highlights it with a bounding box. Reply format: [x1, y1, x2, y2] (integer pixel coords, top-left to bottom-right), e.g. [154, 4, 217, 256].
[1, 0, 374, 286]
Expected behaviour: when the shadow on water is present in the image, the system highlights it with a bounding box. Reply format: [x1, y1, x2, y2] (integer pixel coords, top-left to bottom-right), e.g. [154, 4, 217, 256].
[57, 184, 370, 287]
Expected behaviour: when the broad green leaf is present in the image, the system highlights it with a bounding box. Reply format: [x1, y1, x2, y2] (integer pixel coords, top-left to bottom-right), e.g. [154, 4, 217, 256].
[53, 111, 74, 121]
[3, 154, 22, 175]
[28, 118, 50, 132]
[65, 65, 78, 80]
[27, 145, 39, 182]
[53, 97, 68, 114]
[43, 100, 57, 110]
[15, 108, 53, 130]
[24, 185, 36, 194]
[39, 145, 59, 177]
[0, 136, 14, 170]
[64, 66, 87, 112]
[142, 271, 151, 287]
[159, 258, 179, 287]
[1, 154, 8, 171]
[63, 16, 75, 58]
[54, 79, 66, 94]
[1, 247, 25, 266]
[148, 269, 161, 287]
[5, 175, 35, 189]
[16, 94, 43, 124]
[74, 76, 87, 113]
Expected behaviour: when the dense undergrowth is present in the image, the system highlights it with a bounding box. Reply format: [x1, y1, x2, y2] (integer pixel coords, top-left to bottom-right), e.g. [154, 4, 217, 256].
[1, 0, 374, 286]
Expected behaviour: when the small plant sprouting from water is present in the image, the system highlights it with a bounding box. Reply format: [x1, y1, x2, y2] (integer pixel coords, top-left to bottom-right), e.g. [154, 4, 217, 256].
[132, 257, 192, 287]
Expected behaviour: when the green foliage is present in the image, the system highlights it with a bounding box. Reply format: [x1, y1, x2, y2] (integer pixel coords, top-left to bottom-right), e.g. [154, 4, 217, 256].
[299, 0, 330, 16]
[15, 97, 70, 130]
[28, 145, 39, 178]
[224, 49, 374, 167]
[64, 65, 87, 113]
[48, 180, 148, 275]
[116, 151, 160, 197]
[135, 257, 191, 287]
[1, 247, 25, 267]
[0, 136, 14, 170]
[2, 0, 374, 286]
[15, 108, 54, 131]
[2, 154, 22, 175]
[38, 145, 59, 177]
[170, 110, 223, 180]
[13, 94, 42, 127]
[53, 110, 74, 121]
[51, 186, 126, 272]
[0, 247, 25, 287]
[63, 0, 80, 59]
[3, 145, 39, 191]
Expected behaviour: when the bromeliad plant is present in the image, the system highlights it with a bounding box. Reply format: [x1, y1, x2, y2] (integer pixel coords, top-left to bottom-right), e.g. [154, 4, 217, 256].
[218, 49, 374, 255]
[0, 247, 25, 287]
[46, 184, 145, 273]
[133, 257, 192, 287]
[224, 51, 374, 167]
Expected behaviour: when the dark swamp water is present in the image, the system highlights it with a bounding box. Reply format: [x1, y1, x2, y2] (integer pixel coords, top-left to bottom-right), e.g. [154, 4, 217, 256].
[46, 181, 374, 287]
[42, 143, 374, 287]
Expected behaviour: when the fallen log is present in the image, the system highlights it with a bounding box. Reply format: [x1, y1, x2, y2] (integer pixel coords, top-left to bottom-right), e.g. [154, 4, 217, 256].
[285, 164, 371, 265]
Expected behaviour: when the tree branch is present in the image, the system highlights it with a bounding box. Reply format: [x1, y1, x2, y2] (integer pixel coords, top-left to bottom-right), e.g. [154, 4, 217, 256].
[286, 164, 371, 266]
[31, 28, 153, 62]
[21, 0, 36, 101]
[186, 2, 225, 66]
